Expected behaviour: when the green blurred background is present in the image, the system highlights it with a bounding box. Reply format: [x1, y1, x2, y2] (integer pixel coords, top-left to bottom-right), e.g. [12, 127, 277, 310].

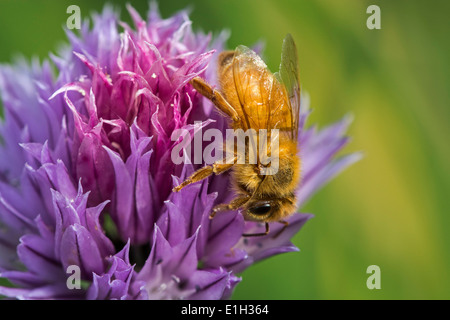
[0, 0, 449, 299]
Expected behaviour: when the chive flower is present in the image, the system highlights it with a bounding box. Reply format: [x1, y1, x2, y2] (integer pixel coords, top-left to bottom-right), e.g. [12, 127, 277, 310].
[0, 4, 360, 299]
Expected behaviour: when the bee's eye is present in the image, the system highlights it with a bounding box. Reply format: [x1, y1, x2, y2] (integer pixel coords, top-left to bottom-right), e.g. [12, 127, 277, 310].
[249, 203, 271, 216]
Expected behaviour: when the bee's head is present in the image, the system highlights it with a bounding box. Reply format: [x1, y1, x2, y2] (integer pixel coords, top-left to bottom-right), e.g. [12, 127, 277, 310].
[242, 196, 297, 222]
[231, 140, 301, 222]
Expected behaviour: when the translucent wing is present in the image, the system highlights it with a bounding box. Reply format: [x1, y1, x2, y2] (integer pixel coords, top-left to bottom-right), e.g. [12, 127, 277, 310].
[278, 34, 301, 140]
[231, 45, 293, 135]
[231, 45, 273, 131]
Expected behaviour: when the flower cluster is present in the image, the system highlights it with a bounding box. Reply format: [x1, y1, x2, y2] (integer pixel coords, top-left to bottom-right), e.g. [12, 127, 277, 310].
[0, 4, 360, 299]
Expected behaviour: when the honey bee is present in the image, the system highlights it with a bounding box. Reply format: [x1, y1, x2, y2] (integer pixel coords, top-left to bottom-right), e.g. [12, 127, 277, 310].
[173, 34, 301, 237]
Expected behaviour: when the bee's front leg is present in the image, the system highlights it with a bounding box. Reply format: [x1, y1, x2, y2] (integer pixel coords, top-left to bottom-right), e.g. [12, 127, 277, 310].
[210, 194, 251, 219]
[272, 220, 289, 239]
[242, 222, 270, 237]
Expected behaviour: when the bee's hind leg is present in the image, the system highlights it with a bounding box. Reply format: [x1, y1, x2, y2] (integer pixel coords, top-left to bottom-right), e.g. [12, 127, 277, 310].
[190, 77, 241, 123]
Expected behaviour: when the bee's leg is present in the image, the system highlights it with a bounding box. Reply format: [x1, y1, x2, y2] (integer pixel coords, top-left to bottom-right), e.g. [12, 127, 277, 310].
[172, 162, 234, 193]
[209, 194, 251, 219]
[242, 222, 270, 237]
[190, 77, 241, 123]
[272, 220, 289, 239]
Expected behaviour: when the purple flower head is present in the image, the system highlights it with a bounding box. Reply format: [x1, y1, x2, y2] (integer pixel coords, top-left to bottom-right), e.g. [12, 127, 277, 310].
[0, 4, 361, 299]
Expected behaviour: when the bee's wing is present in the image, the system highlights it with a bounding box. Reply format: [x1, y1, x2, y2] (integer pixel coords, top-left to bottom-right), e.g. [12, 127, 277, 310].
[232, 45, 294, 135]
[278, 34, 301, 141]
[232, 45, 273, 131]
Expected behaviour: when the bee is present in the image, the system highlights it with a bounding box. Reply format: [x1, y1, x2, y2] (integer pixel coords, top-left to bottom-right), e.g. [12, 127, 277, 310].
[173, 34, 301, 237]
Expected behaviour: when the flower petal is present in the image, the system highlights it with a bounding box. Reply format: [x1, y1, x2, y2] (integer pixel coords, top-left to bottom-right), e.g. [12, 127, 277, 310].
[59, 224, 104, 279]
